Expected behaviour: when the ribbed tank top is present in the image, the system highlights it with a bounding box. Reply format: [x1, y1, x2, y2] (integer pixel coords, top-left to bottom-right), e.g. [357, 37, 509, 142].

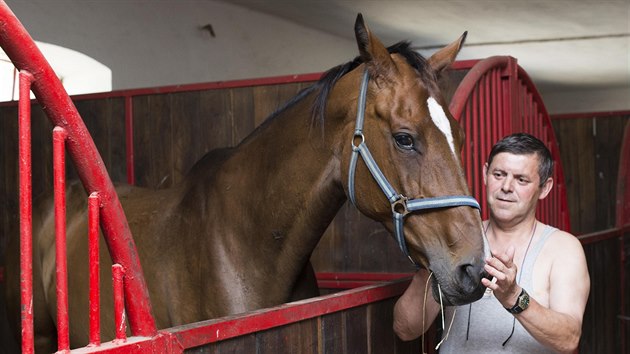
[438, 223, 557, 353]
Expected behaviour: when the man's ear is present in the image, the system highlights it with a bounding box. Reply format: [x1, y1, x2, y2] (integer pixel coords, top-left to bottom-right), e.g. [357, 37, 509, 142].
[538, 177, 554, 200]
[482, 163, 489, 186]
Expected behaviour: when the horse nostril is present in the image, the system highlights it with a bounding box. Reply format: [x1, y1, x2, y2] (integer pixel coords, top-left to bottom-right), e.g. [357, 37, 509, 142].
[458, 263, 483, 293]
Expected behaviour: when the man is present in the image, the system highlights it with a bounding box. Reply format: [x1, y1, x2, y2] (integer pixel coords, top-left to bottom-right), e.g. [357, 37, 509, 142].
[393, 133, 590, 353]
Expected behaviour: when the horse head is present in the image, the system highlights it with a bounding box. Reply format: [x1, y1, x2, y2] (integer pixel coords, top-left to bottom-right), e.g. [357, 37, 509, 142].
[337, 14, 489, 306]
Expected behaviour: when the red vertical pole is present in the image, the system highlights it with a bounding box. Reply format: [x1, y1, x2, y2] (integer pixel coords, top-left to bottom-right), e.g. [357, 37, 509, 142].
[502, 57, 518, 135]
[53, 126, 70, 352]
[481, 73, 490, 216]
[18, 70, 34, 354]
[472, 86, 479, 203]
[464, 101, 472, 190]
[112, 264, 127, 343]
[88, 193, 101, 346]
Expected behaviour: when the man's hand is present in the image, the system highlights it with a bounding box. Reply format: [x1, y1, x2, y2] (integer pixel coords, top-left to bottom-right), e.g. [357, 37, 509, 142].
[481, 246, 521, 308]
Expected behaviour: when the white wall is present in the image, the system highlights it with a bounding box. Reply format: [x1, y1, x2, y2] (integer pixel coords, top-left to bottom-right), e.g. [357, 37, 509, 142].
[5, 0, 356, 91]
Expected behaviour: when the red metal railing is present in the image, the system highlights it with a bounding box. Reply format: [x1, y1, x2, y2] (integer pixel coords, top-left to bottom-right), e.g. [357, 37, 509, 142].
[0, 1, 157, 352]
[449, 56, 570, 232]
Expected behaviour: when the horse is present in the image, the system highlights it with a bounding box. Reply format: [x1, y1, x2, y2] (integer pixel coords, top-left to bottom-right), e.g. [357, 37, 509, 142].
[5, 14, 488, 351]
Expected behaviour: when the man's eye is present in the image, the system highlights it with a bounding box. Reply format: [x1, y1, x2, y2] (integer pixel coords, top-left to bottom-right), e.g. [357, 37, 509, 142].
[394, 134, 414, 150]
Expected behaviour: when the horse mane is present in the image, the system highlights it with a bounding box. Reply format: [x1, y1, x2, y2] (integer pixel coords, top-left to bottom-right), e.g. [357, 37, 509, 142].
[249, 41, 434, 140]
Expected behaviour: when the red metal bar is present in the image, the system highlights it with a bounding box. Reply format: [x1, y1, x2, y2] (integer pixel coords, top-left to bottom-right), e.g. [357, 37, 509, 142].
[89, 193, 101, 347]
[112, 264, 127, 343]
[0, 2, 157, 336]
[18, 70, 34, 354]
[165, 278, 411, 349]
[53, 127, 70, 352]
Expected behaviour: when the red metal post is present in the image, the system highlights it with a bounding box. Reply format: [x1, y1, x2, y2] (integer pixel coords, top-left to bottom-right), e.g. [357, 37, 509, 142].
[53, 126, 70, 352]
[18, 70, 34, 354]
[88, 193, 101, 346]
[112, 264, 127, 343]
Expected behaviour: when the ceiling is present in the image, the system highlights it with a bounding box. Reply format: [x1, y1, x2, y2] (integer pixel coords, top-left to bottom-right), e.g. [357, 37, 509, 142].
[223, 0, 630, 93]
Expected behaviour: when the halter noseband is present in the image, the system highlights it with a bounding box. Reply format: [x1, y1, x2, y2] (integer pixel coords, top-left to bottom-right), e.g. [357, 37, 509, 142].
[348, 69, 480, 265]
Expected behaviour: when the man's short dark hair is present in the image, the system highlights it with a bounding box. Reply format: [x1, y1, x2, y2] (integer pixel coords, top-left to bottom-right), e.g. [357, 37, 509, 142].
[487, 133, 554, 186]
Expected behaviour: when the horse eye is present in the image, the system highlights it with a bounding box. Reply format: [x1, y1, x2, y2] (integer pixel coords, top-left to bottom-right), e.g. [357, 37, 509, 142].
[394, 133, 414, 150]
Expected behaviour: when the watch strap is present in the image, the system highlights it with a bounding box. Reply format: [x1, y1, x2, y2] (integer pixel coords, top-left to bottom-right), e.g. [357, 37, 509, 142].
[505, 288, 530, 314]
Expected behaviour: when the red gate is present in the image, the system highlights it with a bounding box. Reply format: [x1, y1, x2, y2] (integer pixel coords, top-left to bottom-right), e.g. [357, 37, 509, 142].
[450, 56, 570, 231]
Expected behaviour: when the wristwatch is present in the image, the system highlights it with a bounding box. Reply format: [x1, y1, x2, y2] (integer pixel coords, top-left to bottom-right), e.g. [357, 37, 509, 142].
[505, 288, 530, 314]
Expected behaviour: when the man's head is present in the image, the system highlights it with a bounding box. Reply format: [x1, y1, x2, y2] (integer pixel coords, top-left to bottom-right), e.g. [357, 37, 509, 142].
[483, 133, 554, 226]
[487, 133, 554, 187]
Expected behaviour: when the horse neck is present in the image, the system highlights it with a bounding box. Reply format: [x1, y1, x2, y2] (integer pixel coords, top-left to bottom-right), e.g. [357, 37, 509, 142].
[207, 93, 353, 273]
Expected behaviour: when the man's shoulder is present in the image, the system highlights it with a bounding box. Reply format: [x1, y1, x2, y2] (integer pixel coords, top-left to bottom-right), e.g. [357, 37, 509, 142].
[542, 227, 586, 263]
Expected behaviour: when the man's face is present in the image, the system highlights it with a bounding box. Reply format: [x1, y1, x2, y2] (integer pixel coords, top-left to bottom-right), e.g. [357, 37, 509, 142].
[483, 152, 552, 225]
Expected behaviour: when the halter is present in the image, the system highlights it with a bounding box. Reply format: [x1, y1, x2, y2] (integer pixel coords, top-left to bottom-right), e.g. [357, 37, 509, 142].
[348, 69, 481, 264]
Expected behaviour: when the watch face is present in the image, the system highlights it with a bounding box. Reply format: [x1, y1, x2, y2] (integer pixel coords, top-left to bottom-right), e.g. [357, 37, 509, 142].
[518, 292, 530, 310]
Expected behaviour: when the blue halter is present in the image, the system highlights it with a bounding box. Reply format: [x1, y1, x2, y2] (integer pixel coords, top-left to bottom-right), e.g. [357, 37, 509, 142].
[348, 70, 481, 264]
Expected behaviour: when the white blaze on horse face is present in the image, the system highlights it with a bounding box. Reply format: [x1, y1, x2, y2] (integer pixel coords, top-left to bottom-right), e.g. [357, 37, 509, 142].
[427, 97, 456, 156]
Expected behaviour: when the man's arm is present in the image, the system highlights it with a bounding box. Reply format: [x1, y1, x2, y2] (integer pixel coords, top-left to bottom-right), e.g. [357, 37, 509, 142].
[483, 231, 590, 353]
[393, 269, 441, 341]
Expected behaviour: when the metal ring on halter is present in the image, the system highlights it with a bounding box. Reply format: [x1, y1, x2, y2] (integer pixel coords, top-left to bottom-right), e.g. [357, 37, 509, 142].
[391, 196, 410, 216]
[351, 132, 365, 151]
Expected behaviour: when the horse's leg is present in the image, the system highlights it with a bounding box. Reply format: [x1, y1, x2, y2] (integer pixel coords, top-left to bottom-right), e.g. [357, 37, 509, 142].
[288, 261, 320, 301]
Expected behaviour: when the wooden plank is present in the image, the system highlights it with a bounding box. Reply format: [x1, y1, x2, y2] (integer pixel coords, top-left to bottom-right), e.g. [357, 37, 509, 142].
[132, 95, 173, 188]
[320, 312, 344, 354]
[74, 98, 127, 183]
[343, 305, 368, 353]
[553, 118, 596, 233]
[593, 116, 628, 230]
[229, 87, 255, 146]
[255, 318, 318, 354]
[580, 238, 622, 353]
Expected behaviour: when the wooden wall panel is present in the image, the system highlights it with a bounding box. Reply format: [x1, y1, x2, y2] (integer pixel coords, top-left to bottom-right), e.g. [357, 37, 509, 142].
[579, 238, 623, 353]
[552, 115, 629, 234]
[0, 105, 19, 258]
[133, 95, 175, 188]
[73, 98, 127, 183]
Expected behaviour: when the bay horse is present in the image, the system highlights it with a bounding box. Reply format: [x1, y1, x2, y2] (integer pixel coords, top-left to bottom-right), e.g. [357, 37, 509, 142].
[5, 14, 488, 351]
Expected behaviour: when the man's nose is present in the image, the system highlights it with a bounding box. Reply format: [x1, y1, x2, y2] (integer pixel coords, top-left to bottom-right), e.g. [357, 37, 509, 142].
[501, 176, 513, 192]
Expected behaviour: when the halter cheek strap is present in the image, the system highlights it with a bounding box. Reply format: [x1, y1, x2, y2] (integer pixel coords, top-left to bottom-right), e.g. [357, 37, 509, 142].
[348, 69, 480, 265]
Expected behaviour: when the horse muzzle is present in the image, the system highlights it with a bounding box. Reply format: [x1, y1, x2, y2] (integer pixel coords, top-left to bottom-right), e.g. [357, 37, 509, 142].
[429, 260, 490, 306]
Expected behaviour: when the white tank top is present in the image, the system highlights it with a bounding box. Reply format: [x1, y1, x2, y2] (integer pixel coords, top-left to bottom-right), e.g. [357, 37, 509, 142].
[438, 223, 557, 353]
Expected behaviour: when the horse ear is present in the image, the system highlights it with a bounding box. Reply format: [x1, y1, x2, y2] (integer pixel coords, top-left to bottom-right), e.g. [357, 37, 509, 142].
[427, 31, 467, 73]
[354, 13, 395, 78]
